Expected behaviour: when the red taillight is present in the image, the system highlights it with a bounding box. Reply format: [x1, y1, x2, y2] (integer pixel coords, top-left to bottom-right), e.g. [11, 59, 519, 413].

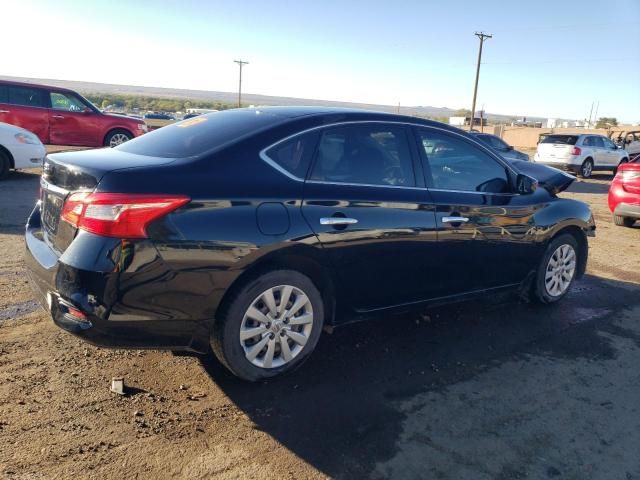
[571, 146, 582, 156]
[66, 306, 87, 320]
[61, 193, 190, 238]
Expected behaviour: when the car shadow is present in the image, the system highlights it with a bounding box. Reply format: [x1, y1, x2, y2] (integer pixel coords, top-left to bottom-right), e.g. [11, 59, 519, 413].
[199, 274, 640, 478]
[566, 177, 612, 195]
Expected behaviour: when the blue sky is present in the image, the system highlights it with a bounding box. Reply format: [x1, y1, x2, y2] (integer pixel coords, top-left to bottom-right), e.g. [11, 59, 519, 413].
[4, 0, 639, 122]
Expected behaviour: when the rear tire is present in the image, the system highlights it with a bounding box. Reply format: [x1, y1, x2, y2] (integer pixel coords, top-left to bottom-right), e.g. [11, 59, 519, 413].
[104, 129, 133, 147]
[0, 151, 10, 179]
[211, 270, 324, 382]
[613, 215, 636, 228]
[579, 158, 594, 178]
[533, 234, 579, 304]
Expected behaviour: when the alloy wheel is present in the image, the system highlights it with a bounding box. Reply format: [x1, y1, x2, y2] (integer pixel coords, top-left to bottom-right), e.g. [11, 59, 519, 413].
[239, 285, 314, 369]
[581, 161, 593, 178]
[109, 133, 130, 147]
[544, 244, 576, 297]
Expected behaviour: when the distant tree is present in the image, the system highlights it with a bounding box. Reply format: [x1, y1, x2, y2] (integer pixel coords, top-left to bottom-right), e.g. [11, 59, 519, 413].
[426, 116, 449, 124]
[454, 108, 471, 117]
[81, 92, 236, 114]
[596, 117, 618, 128]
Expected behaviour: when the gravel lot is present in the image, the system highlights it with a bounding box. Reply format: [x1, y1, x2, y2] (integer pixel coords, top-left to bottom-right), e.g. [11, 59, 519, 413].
[1, 163, 639, 480]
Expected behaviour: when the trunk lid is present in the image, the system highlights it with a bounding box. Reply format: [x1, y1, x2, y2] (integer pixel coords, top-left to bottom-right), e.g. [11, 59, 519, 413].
[40, 148, 177, 253]
[512, 160, 575, 195]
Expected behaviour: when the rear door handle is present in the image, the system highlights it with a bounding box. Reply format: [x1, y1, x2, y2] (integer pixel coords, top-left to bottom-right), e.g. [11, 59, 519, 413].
[442, 216, 469, 224]
[0, 109, 9, 113]
[52, 114, 65, 119]
[320, 217, 358, 226]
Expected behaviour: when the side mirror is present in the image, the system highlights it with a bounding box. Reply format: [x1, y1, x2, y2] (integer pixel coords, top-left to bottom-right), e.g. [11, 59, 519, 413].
[516, 174, 538, 195]
[506, 145, 514, 151]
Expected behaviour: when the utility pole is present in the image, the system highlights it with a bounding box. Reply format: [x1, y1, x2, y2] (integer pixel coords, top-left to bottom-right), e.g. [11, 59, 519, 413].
[234, 59, 249, 108]
[470, 32, 492, 131]
[587, 101, 594, 128]
[593, 100, 600, 128]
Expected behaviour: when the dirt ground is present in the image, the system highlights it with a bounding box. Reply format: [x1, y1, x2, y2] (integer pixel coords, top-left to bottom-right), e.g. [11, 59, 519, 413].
[1, 164, 639, 480]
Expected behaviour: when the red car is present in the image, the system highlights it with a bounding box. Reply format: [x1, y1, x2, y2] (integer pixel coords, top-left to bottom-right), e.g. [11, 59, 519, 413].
[608, 159, 640, 228]
[0, 80, 147, 147]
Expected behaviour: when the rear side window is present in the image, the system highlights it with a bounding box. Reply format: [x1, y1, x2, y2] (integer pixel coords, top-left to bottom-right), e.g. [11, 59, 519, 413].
[8, 86, 46, 108]
[540, 135, 579, 145]
[309, 125, 415, 187]
[417, 129, 510, 194]
[116, 109, 288, 158]
[264, 132, 318, 179]
[0, 85, 7, 103]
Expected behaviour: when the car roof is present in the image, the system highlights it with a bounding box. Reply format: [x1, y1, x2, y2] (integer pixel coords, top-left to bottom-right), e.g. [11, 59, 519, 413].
[230, 106, 463, 131]
[469, 132, 495, 137]
[0, 79, 76, 94]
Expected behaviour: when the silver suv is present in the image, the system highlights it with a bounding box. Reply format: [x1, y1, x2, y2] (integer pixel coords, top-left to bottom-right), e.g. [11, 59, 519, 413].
[534, 134, 630, 178]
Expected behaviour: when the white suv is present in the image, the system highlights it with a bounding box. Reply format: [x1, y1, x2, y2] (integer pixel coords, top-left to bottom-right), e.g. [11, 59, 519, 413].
[534, 134, 629, 178]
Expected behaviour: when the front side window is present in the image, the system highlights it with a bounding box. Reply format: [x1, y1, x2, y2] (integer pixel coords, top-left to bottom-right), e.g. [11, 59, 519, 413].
[310, 125, 415, 187]
[592, 137, 605, 148]
[602, 137, 616, 149]
[264, 132, 318, 179]
[50, 92, 87, 112]
[418, 129, 510, 194]
[8, 86, 45, 108]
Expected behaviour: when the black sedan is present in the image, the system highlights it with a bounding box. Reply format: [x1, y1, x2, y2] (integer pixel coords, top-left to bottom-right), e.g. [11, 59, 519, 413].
[25, 107, 595, 381]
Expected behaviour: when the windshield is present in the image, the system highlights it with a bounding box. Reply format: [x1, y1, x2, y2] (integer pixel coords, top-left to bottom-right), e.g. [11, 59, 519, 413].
[540, 135, 579, 145]
[116, 109, 287, 158]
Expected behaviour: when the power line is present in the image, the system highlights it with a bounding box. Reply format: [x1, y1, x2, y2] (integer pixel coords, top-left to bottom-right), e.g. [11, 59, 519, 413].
[234, 59, 249, 108]
[469, 32, 492, 132]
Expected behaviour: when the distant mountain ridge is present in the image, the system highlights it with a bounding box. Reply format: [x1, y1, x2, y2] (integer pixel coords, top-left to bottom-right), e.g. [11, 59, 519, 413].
[0, 75, 543, 122]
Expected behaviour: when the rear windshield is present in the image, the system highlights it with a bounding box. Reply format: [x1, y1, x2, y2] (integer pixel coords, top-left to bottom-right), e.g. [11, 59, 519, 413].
[116, 109, 287, 158]
[540, 135, 579, 145]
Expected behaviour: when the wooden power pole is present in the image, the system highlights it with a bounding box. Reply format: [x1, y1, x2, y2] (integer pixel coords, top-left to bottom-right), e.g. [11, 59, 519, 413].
[470, 32, 492, 131]
[234, 59, 249, 108]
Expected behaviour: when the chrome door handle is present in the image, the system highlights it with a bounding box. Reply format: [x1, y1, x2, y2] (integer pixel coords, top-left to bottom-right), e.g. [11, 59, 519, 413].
[442, 216, 470, 224]
[0, 109, 9, 113]
[320, 217, 358, 226]
[52, 115, 65, 119]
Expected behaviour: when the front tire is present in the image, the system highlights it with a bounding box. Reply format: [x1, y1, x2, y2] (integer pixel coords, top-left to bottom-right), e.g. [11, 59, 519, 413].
[104, 129, 133, 147]
[614, 215, 636, 228]
[212, 270, 324, 382]
[579, 158, 594, 178]
[534, 234, 579, 304]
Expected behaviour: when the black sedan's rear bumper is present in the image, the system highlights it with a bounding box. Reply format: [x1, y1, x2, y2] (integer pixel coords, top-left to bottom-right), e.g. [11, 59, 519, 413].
[24, 204, 211, 354]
